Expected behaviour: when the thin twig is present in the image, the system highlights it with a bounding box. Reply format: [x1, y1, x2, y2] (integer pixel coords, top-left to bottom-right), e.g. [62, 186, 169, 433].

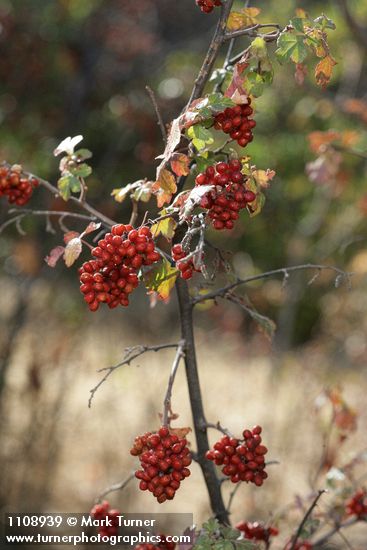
[289, 490, 326, 550]
[96, 473, 135, 503]
[226, 482, 242, 515]
[313, 517, 358, 548]
[187, 0, 235, 105]
[146, 86, 167, 143]
[88, 343, 180, 408]
[129, 198, 139, 227]
[192, 264, 353, 305]
[205, 421, 234, 437]
[1, 161, 116, 228]
[162, 340, 186, 425]
[224, 23, 281, 42]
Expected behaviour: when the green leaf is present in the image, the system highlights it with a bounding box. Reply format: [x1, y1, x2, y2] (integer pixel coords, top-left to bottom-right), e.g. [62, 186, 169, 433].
[202, 518, 220, 535]
[244, 72, 266, 97]
[187, 124, 214, 152]
[276, 31, 308, 64]
[57, 174, 81, 201]
[69, 162, 92, 178]
[206, 93, 235, 112]
[290, 17, 305, 32]
[314, 14, 336, 30]
[73, 148, 93, 161]
[213, 541, 233, 550]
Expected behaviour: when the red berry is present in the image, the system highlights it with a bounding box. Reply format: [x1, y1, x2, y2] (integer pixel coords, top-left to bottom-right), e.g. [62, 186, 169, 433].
[206, 425, 268, 487]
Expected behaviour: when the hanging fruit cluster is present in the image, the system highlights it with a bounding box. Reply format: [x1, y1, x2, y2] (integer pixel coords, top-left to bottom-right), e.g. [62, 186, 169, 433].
[90, 500, 120, 539]
[214, 102, 256, 148]
[236, 521, 279, 543]
[205, 426, 268, 485]
[195, 0, 221, 14]
[130, 426, 192, 503]
[345, 489, 367, 518]
[79, 224, 161, 311]
[0, 164, 39, 206]
[195, 160, 256, 230]
[171, 244, 202, 280]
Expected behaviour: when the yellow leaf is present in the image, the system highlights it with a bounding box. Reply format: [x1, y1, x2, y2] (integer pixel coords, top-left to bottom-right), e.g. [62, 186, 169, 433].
[151, 210, 177, 241]
[227, 7, 260, 31]
[315, 55, 337, 89]
[111, 183, 134, 203]
[252, 168, 276, 189]
[156, 168, 177, 194]
[143, 258, 178, 302]
[152, 169, 177, 207]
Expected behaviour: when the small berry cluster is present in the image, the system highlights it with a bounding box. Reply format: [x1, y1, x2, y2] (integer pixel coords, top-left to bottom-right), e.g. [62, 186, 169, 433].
[130, 426, 192, 503]
[205, 426, 268, 486]
[172, 244, 201, 280]
[195, 160, 256, 230]
[90, 500, 120, 539]
[79, 224, 160, 311]
[195, 0, 221, 14]
[0, 165, 39, 206]
[345, 489, 367, 518]
[214, 102, 256, 148]
[236, 521, 279, 543]
[135, 536, 175, 550]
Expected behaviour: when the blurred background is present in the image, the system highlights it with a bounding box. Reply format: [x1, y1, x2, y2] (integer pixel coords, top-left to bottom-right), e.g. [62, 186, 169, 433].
[0, 0, 367, 547]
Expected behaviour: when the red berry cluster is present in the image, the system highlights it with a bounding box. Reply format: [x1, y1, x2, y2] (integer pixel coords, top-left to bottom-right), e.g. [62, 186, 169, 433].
[172, 244, 201, 280]
[90, 500, 120, 539]
[78, 224, 160, 311]
[345, 489, 367, 518]
[214, 102, 256, 148]
[236, 521, 279, 543]
[0, 165, 38, 206]
[195, 160, 256, 230]
[195, 0, 221, 14]
[205, 426, 268, 486]
[136, 536, 175, 550]
[130, 426, 192, 503]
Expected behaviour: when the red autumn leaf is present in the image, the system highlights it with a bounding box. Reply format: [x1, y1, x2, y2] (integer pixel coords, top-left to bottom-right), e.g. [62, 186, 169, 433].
[64, 231, 80, 244]
[80, 221, 101, 238]
[170, 153, 190, 177]
[45, 245, 65, 268]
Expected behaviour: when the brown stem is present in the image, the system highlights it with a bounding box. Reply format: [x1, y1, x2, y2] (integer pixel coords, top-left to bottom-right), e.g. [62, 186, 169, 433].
[146, 86, 167, 143]
[187, 0, 235, 105]
[289, 490, 325, 550]
[175, 277, 229, 524]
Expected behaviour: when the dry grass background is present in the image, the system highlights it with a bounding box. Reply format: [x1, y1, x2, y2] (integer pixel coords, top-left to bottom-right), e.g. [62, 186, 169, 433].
[1, 275, 366, 549]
